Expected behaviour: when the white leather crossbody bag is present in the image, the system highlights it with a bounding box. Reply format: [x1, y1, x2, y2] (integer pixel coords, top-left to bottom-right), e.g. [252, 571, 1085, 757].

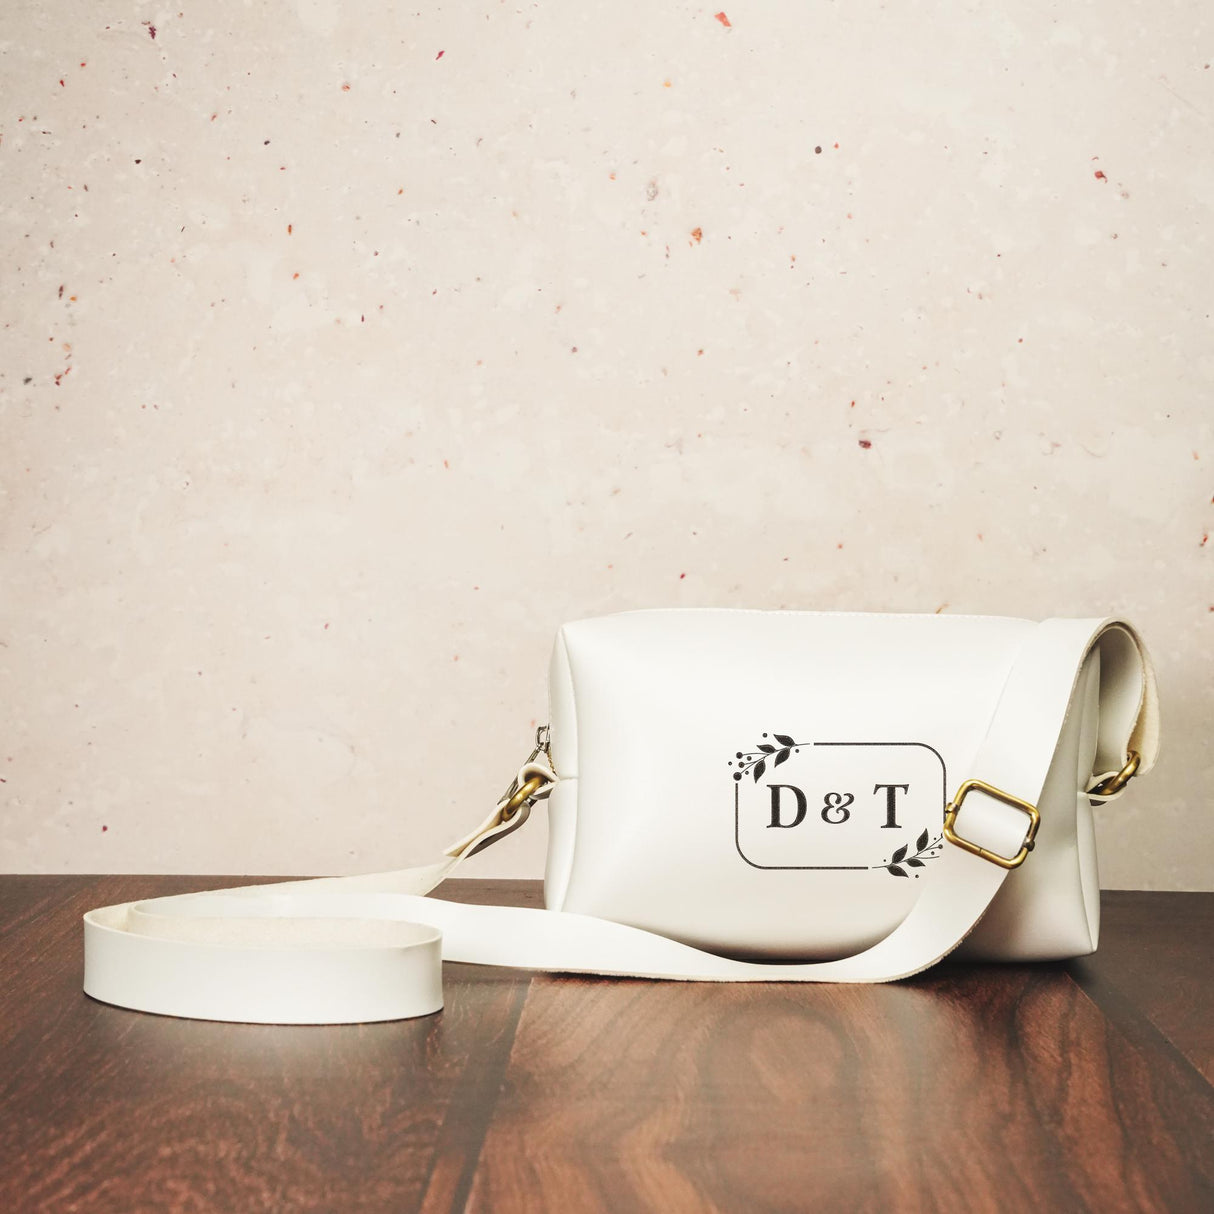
[83, 609, 1160, 1024]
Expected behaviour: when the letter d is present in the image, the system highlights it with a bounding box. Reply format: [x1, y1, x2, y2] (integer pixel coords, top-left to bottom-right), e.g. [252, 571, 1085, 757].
[768, 784, 808, 828]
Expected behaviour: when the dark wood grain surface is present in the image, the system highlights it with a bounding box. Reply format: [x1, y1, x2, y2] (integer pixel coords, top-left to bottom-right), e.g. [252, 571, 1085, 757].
[1, 878, 1210, 1213]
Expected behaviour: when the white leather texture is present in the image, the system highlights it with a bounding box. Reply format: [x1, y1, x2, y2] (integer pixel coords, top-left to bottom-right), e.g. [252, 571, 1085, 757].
[544, 609, 1146, 962]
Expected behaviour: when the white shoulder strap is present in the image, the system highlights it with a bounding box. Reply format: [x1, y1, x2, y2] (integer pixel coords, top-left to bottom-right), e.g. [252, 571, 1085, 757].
[83, 617, 1159, 1023]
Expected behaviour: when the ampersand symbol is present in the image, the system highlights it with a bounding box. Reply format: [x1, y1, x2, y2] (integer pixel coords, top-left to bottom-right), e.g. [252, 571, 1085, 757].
[821, 792, 854, 824]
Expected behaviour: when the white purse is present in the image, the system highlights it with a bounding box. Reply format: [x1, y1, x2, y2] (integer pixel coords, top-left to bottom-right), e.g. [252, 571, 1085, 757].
[83, 609, 1159, 1024]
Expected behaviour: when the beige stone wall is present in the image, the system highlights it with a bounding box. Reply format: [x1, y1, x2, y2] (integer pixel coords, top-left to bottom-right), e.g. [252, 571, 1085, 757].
[2, 2, 1210, 887]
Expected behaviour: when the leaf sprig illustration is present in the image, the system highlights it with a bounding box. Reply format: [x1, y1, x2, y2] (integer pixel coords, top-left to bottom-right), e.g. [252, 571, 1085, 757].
[730, 734, 802, 782]
[885, 829, 944, 877]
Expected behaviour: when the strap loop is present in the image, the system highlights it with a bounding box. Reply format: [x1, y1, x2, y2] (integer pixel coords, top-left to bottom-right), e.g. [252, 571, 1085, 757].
[1087, 749, 1141, 798]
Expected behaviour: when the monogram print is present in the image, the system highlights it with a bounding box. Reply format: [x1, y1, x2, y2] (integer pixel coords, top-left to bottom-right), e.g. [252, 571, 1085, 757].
[730, 735, 947, 877]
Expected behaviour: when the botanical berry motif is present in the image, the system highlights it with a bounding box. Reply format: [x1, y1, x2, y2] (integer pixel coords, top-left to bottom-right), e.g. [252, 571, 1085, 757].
[728, 733, 801, 783]
[884, 829, 943, 877]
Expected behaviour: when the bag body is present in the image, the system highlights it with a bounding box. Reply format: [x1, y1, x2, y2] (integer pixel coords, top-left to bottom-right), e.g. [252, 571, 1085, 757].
[544, 609, 1125, 962]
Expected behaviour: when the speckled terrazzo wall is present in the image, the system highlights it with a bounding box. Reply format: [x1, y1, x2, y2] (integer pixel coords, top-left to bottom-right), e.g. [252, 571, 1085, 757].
[2, 3, 1210, 888]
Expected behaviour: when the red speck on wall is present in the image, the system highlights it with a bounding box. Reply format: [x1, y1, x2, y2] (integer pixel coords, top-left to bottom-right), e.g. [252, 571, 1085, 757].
[858, 439, 872, 449]
[147, 23, 156, 40]
[1094, 170, 1107, 181]
[714, 11, 732, 27]
[436, 50, 445, 60]
[101, 825, 108, 832]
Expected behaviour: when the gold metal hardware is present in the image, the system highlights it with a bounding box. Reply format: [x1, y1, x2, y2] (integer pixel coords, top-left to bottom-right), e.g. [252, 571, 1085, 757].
[499, 775, 547, 822]
[1087, 750, 1141, 798]
[443, 727, 556, 859]
[942, 778, 1041, 870]
[495, 725, 556, 822]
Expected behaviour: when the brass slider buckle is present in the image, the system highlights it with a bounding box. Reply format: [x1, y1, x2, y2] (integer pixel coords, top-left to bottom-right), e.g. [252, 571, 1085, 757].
[943, 778, 1041, 870]
[1087, 750, 1141, 799]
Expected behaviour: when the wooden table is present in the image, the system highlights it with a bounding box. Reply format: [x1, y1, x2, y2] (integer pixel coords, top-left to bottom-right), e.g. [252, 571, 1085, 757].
[1, 878, 1210, 1212]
